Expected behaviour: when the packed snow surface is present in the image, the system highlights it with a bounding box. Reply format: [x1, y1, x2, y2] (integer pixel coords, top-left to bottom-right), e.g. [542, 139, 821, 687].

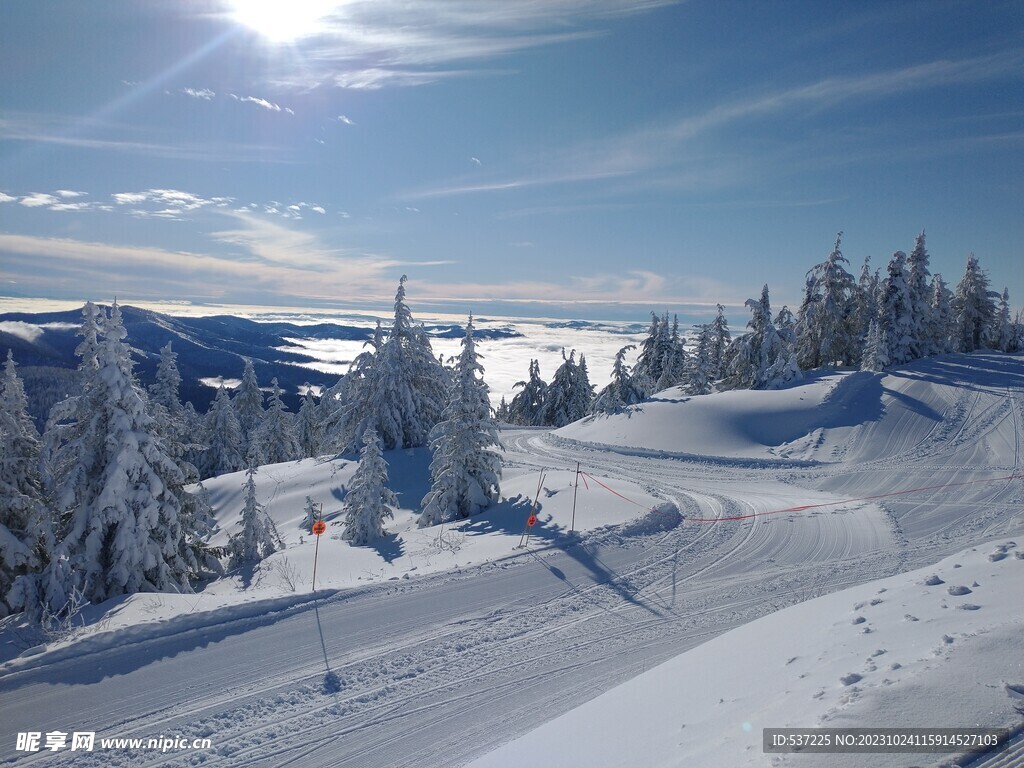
[0, 352, 1021, 768]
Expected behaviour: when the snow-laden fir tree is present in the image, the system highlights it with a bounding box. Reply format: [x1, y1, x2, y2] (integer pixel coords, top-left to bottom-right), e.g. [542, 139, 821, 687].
[929, 273, 954, 354]
[148, 342, 200, 486]
[774, 305, 795, 332]
[228, 462, 282, 567]
[418, 317, 503, 526]
[708, 304, 731, 380]
[541, 349, 593, 427]
[906, 231, 935, 359]
[952, 254, 996, 353]
[655, 316, 687, 391]
[295, 386, 322, 458]
[27, 302, 194, 614]
[685, 325, 716, 395]
[795, 233, 857, 369]
[494, 396, 510, 423]
[878, 250, 914, 366]
[992, 287, 1013, 353]
[232, 358, 265, 460]
[723, 285, 801, 390]
[201, 385, 245, 477]
[327, 277, 447, 451]
[591, 344, 645, 414]
[634, 313, 686, 395]
[860, 320, 889, 372]
[507, 359, 548, 426]
[256, 378, 300, 465]
[302, 495, 319, 532]
[853, 255, 879, 348]
[0, 352, 53, 617]
[342, 427, 398, 544]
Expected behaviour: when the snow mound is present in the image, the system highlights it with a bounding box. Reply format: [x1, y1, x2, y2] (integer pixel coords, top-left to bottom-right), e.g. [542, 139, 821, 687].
[619, 501, 683, 537]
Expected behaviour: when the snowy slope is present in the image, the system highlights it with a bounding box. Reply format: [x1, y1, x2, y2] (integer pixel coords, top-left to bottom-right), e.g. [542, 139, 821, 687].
[0, 352, 1020, 767]
[470, 540, 1024, 768]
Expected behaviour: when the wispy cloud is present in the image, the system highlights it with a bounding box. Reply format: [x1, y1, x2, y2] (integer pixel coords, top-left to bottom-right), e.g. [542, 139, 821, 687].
[0, 192, 19, 203]
[19, 193, 59, 208]
[0, 112, 292, 162]
[111, 188, 234, 219]
[250, 1, 677, 90]
[55, 189, 87, 198]
[181, 87, 216, 100]
[230, 94, 294, 114]
[408, 50, 1024, 199]
[0, 221, 451, 305]
[336, 115, 355, 125]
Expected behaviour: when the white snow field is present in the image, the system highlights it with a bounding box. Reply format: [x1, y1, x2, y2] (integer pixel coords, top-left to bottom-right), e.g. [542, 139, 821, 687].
[1, 352, 1022, 767]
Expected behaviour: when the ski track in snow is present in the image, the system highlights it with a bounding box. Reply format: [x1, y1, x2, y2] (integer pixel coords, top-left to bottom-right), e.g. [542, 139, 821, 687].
[1, 354, 1022, 767]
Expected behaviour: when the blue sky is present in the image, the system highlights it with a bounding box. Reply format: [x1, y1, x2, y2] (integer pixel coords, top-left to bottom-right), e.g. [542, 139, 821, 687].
[1, 0, 1021, 322]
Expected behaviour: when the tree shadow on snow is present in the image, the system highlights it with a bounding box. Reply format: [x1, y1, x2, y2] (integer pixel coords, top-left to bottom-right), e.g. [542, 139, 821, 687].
[458, 496, 665, 619]
[367, 531, 404, 564]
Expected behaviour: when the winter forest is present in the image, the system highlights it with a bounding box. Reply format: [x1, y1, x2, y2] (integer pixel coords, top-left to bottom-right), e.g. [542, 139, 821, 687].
[0, 234, 1020, 624]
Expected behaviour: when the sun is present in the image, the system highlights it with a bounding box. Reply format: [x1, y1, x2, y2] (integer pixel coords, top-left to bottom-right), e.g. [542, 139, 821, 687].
[228, 0, 334, 43]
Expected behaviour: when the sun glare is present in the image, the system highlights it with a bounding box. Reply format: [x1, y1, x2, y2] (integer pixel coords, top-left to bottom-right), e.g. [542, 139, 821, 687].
[228, 0, 333, 43]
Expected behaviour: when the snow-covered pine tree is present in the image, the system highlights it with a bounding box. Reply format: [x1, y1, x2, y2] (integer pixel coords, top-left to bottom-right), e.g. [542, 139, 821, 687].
[591, 344, 644, 414]
[929, 273, 953, 354]
[257, 378, 300, 465]
[634, 312, 672, 395]
[148, 341, 200, 487]
[418, 317, 503, 526]
[319, 321, 383, 454]
[655, 317, 687, 391]
[992, 287, 1013, 353]
[495, 396, 510, 423]
[852, 255, 879, 354]
[228, 462, 281, 567]
[302, 495, 318, 532]
[685, 326, 715, 395]
[34, 302, 194, 611]
[906, 231, 935, 359]
[295, 386, 322, 458]
[201, 385, 245, 477]
[178, 480, 221, 577]
[796, 233, 857, 369]
[507, 359, 548, 426]
[879, 250, 914, 365]
[774, 305, 795, 332]
[571, 353, 594, 418]
[723, 285, 801, 390]
[232, 358, 265, 460]
[0, 352, 53, 617]
[709, 304, 731, 379]
[150, 342, 183, 418]
[952, 254, 997, 353]
[329, 277, 448, 451]
[541, 349, 592, 427]
[342, 427, 398, 544]
[860, 320, 889, 372]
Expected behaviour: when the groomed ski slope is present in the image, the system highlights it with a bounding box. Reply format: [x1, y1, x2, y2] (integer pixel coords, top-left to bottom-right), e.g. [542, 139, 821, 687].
[0, 352, 1021, 768]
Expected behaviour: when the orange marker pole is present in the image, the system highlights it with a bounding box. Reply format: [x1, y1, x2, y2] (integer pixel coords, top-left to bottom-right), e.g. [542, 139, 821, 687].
[311, 517, 326, 591]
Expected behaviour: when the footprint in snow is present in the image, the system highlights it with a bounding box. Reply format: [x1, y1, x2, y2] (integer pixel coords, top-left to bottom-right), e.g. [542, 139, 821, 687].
[957, 603, 981, 611]
[947, 585, 972, 596]
[924, 574, 945, 586]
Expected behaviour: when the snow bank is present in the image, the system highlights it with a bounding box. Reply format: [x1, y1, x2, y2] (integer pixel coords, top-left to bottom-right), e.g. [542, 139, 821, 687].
[470, 540, 1024, 768]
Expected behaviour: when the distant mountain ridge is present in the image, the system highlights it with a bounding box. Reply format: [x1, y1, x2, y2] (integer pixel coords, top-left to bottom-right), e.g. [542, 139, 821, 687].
[0, 304, 522, 425]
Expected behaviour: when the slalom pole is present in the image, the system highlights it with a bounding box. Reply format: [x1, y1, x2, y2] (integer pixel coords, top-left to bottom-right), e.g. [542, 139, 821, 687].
[518, 469, 546, 548]
[570, 461, 581, 533]
[311, 503, 325, 591]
